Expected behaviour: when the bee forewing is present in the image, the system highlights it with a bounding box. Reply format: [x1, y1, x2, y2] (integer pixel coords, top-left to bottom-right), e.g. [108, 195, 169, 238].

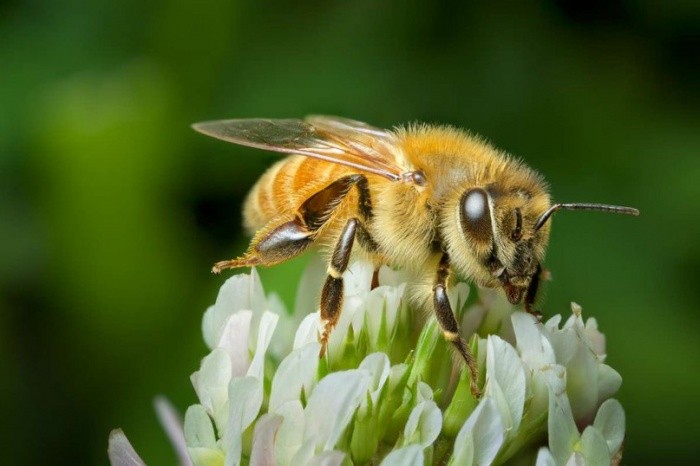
[305, 115, 395, 140]
[192, 118, 405, 181]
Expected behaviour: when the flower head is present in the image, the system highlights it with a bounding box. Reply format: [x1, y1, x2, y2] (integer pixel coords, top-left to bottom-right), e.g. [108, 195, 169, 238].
[109, 259, 626, 465]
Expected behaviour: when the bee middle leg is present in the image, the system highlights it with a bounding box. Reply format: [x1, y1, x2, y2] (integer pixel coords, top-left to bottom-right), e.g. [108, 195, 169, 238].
[433, 252, 481, 397]
[319, 217, 375, 357]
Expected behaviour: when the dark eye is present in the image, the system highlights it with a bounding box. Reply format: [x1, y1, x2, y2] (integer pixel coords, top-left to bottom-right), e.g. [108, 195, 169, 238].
[460, 188, 492, 242]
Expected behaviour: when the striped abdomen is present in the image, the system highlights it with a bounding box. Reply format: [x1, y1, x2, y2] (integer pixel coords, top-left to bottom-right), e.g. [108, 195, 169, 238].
[243, 155, 358, 234]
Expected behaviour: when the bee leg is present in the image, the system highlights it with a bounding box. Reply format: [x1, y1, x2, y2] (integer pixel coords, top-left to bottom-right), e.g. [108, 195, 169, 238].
[524, 263, 543, 321]
[212, 218, 314, 273]
[300, 174, 371, 229]
[433, 253, 481, 397]
[215, 173, 375, 274]
[319, 217, 370, 358]
[354, 212, 381, 290]
[371, 269, 380, 290]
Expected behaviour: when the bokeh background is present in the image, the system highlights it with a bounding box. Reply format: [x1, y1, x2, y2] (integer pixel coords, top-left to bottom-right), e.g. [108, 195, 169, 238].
[1, 0, 699, 464]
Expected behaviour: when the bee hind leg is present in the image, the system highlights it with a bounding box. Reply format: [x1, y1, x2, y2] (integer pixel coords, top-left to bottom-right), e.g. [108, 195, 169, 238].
[212, 256, 260, 274]
[433, 253, 481, 397]
[214, 173, 372, 274]
[212, 218, 314, 273]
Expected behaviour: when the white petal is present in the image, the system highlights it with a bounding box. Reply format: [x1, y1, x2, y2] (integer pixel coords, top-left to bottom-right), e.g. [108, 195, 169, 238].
[266, 292, 296, 359]
[512, 312, 555, 366]
[308, 451, 346, 466]
[183, 404, 217, 449]
[359, 352, 391, 404]
[529, 363, 567, 418]
[250, 413, 283, 466]
[204, 271, 266, 349]
[584, 317, 607, 358]
[344, 261, 374, 296]
[187, 447, 225, 465]
[294, 313, 321, 350]
[380, 444, 423, 466]
[377, 263, 410, 286]
[564, 334, 599, 421]
[269, 343, 321, 413]
[451, 431, 475, 466]
[597, 364, 622, 401]
[471, 399, 506, 465]
[224, 376, 263, 466]
[108, 429, 146, 466]
[202, 305, 219, 351]
[454, 397, 505, 466]
[294, 255, 326, 317]
[289, 438, 316, 466]
[486, 335, 526, 434]
[385, 284, 407, 332]
[565, 452, 586, 466]
[403, 403, 421, 441]
[548, 394, 580, 465]
[512, 312, 541, 354]
[154, 396, 192, 466]
[547, 325, 577, 366]
[535, 447, 556, 466]
[364, 286, 403, 345]
[246, 311, 278, 380]
[448, 281, 470, 315]
[329, 293, 365, 360]
[303, 369, 371, 451]
[593, 398, 626, 455]
[565, 304, 584, 329]
[580, 426, 611, 465]
[417, 382, 434, 402]
[274, 400, 305, 466]
[544, 314, 562, 332]
[191, 348, 232, 430]
[403, 400, 442, 448]
[217, 311, 252, 378]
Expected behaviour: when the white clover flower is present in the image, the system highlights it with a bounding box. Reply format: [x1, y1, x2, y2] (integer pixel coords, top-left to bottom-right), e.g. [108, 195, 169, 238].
[109, 259, 626, 465]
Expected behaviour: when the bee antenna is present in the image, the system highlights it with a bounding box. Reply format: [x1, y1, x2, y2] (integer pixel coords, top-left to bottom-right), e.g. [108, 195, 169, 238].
[534, 203, 640, 231]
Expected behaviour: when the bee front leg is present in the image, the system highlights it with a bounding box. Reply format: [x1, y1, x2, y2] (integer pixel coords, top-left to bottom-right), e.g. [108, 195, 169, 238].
[319, 217, 373, 358]
[433, 253, 481, 397]
[524, 263, 543, 321]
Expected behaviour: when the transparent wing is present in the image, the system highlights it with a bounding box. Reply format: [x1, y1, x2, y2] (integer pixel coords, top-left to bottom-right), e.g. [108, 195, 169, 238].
[305, 114, 394, 140]
[192, 117, 405, 181]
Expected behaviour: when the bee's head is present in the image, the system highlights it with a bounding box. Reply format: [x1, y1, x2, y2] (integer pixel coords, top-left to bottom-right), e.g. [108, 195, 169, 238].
[443, 183, 638, 305]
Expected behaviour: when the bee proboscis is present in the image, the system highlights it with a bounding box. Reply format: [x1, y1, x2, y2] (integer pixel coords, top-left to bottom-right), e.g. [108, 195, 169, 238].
[193, 115, 639, 396]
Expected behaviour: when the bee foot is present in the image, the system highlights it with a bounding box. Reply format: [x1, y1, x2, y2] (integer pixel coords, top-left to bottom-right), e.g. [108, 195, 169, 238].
[318, 338, 328, 359]
[211, 257, 259, 274]
[470, 380, 482, 398]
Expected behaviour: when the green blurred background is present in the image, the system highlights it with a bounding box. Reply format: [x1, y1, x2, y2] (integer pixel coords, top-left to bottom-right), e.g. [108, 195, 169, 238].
[1, 0, 698, 464]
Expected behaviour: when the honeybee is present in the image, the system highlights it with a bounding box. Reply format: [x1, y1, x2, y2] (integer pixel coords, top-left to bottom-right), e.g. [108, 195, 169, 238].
[193, 116, 638, 396]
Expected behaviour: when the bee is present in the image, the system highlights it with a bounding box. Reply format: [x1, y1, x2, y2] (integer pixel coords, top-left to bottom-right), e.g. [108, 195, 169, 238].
[193, 116, 639, 396]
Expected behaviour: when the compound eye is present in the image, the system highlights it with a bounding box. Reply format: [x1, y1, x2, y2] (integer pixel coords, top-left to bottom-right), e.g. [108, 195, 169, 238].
[460, 188, 492, 242]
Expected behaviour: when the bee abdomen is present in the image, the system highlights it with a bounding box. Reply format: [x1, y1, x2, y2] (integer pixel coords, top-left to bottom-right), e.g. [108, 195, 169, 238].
[243, 156, 352, 234]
